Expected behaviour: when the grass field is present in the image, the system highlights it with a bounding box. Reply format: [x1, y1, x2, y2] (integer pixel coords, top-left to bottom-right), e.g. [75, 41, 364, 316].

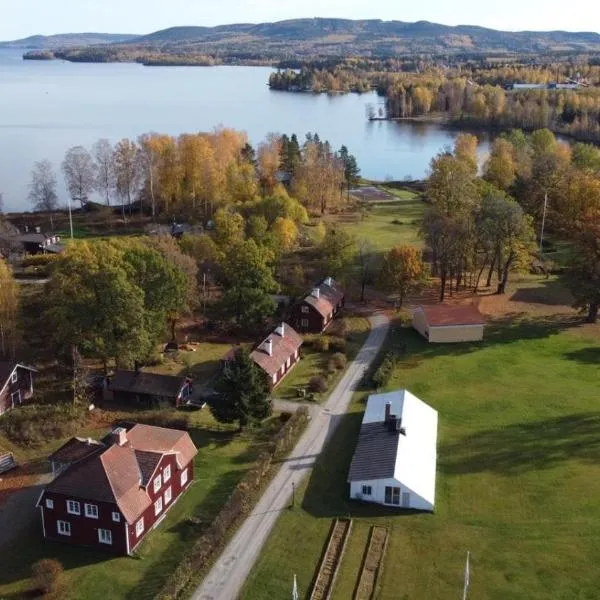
[333, 195, 426, 253]
[0, 409, 279, 600]
[242, 308, 600, 600]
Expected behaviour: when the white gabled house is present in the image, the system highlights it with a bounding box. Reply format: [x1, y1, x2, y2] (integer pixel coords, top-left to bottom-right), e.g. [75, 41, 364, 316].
[347, 389, 438, 511]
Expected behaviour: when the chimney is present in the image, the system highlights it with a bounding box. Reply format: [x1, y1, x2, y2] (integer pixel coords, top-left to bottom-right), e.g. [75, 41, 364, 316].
[275, 323, 285, 337]
[111, 427, 127, 446]
[325, 277, 333, 286]
[264, 338, 273, 356]
[24, 225, 29, 233]
[384, 401, 392, 423]
[312, 287, 320, 299]
[87, 437, 93, 445]
[35, 226, 41, 234]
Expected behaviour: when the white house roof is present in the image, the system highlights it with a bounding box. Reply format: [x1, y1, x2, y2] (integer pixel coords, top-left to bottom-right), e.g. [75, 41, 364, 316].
[349, 390, 438, 506]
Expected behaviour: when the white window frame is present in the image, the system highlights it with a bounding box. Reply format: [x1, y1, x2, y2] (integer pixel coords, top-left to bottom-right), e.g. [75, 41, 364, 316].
[154, 497, 163, 516]
[57, 520, 71, 536]
[180, 468, 188, 487]
[301, 319, 309, 328]
[112, 512, 121, 523]
[164, 486, 172, 505]
[45, 498, 54, 509]
[280, 365, 285, 375]
[84, 503, 99, 519]
[10, 370, 17, 384]
[272, 373, 277, 385]
[153, 474, 162, 494]
[295, 350, 299, 359]
[66, 500, 80, 515]
[301, 306, 309, 314]
[98, 528, 112, 545]
[163, 465, 171, 483]
[136, 517, 144, 537]
[286, 357, 291, 369]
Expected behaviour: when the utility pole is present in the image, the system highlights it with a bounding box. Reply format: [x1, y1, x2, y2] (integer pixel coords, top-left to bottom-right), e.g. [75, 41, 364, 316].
[291, 481, 295, 508]
[539, 192, 548, 256]
[67, 196, 74, 240]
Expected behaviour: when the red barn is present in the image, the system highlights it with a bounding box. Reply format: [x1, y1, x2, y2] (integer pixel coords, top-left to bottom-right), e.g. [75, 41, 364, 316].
[291, 277, 345, 334]
[37, 424, 197, 555]
[0, 362, 36, 416]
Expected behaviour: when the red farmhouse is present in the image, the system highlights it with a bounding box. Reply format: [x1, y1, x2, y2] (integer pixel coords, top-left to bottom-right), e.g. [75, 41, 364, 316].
[291, 277, 344, 334]
[0, 361, 36, 416]
[37, 423, 197, 555]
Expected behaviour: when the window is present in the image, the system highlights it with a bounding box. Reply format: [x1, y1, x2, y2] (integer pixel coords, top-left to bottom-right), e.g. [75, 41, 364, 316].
[98, 528, 112, 545]
[153, 474, 162, 494]
[361, 485, 372, 496]
[286, 357, 291, 369]
[112, 512, 121, 523]
[84, 503, 99, 519]
[136, 517, 144, 537]
[164, 486, 172, 505]
[301, 319, 309, 328]
[66, 500, 80, 515]
[301, 306, 309, 314]
[180, 468, 188, 487]
[295, 350, 299, 359]
[45, 499, 54, 509]
[280, 365, 285, 375]
[10, 370, 17, 384]
[384, 486, 401, 506]
[401, 492, 411, 508]
[163, 465, 171, 482]
[272, 374, 277, 385]
[154, 497, 163, 516]
[57, 520, 71, 536]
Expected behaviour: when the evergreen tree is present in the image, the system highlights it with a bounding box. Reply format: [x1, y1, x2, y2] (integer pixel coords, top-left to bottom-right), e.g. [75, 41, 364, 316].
[211, 347, 271, 430]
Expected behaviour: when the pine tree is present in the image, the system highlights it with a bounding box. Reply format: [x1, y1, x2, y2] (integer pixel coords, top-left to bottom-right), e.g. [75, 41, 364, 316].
[211, 348, 271, 430]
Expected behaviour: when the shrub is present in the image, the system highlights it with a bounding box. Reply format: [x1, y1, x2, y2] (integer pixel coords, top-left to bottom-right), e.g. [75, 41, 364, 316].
[1, 404, 87, 447]
[131, 412, 190, 431]
[329, 352, 347, 371]
[31, 559, 64, 595]
[21, 254, 59, 269]
[328, 336, 347, 353]
[372, 351, 399, 388]
[313, 337, 330, 352]
[328, 318, 348, 338]
[308, 375, 327, 393]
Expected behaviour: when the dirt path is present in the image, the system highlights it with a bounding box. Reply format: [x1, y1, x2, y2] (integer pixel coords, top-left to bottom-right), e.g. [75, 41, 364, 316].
[192, 313, 390, 600]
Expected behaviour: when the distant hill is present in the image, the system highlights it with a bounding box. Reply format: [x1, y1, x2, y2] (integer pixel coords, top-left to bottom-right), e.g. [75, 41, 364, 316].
[126, 19, 600, 55]
[0, 33, 140, 49]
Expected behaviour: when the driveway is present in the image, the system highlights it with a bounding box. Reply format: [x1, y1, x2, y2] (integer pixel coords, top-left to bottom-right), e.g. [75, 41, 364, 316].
[192, 312, 390, 600]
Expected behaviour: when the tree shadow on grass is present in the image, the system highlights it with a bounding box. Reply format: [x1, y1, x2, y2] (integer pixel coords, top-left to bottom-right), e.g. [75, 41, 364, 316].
[564, 347, 600, 365]
[440, 412, 600, 476]
[510, 278, 574, 306]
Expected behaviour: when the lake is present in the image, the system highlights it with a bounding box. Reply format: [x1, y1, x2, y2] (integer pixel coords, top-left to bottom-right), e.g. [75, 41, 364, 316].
[0, 48, 491, 212]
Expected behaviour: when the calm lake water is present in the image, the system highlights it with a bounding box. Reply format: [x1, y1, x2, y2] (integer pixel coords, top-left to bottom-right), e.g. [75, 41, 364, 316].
[0, 48, 491, 212]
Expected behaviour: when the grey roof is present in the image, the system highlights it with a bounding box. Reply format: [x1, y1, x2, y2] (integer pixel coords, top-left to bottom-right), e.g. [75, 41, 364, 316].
[134, 449, 163, 486]
[347, 422, 400, 482]
[108, 370, 189, 399]
[45, 243, 65, 254]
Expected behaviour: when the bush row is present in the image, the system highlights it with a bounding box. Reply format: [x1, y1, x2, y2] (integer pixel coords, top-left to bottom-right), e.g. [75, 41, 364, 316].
[372, 351, 400, 389]
[312, 335, 346, 353]
[155, 406, 310, 600]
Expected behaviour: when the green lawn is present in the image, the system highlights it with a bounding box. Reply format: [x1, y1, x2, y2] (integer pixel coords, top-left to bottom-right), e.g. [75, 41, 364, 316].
[0, 411, 276, 600]
[335, 197, 426, 253]
[273, 317, 371, 402]
[242, 314, 600, 600]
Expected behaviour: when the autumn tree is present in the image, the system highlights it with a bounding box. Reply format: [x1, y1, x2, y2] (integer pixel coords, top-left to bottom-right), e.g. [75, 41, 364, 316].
[113, 139, 140, 217]
[271, 217, 299, 253]
[44, 242, 149, 369]
[93, 139, 115, 206]
[320, 226, 357, 280]
[211, 347, 271, 430]
[28, 160, 59, 228]
[454, 134, 479, 175]
[214, 208, 245, 250]
[0, 259, 18, 358]
[219, 239, 278, 329]
[379, 245, 425, 307]
[257, 134, 282, 195]
[484, 138, 516, 190]
[62, 146, 96, 208]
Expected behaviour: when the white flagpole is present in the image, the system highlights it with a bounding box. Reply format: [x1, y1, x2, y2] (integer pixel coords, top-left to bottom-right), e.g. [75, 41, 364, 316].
[462, 551, 470, 600]
[293, 573, 299, 600]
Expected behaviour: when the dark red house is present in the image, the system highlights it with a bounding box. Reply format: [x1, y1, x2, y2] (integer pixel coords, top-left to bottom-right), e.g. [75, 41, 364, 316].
[0, 362, 37, 416]
[103, 370, 193, 408]
[37, 423, 197, 556]
[291, 277, 345, 334]
[251, 323, 302, 389]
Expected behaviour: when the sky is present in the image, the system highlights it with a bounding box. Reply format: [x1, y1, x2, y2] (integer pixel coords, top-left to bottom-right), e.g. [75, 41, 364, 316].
[1, 0, 599, 40]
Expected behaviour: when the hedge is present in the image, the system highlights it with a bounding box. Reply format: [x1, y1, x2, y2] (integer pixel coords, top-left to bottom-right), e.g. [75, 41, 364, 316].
[155, 406, 310, 600]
